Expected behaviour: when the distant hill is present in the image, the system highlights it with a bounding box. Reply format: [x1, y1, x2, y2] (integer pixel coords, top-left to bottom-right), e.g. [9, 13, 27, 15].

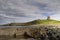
[1, 19, 60, 26]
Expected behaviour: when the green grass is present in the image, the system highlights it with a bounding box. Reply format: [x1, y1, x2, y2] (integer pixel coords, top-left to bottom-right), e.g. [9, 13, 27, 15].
[28, 19, 60, 24]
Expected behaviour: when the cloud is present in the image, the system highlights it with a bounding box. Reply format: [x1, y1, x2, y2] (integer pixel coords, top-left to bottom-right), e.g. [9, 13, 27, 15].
[51, 11, 60, 20]
[0, 15, 13, 24]
[0, 0, 60, 24]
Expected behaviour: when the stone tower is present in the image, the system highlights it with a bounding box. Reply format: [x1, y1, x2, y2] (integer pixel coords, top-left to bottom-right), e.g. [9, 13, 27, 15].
[47, 16, 50, 20]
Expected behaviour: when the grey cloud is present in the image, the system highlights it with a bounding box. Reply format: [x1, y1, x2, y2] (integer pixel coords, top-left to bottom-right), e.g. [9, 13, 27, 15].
[26, 0, 48, 10]
[0, 0, 60, 24]
[0, 15, 13, 24]
[0, 0, 39, 18]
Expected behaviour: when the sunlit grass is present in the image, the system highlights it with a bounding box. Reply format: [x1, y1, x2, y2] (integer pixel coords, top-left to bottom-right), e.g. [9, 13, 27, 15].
[29, 19, 60, 24]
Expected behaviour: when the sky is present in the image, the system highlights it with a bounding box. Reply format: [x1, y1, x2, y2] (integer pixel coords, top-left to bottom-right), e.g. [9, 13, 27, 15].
[0, 0, 60, 24]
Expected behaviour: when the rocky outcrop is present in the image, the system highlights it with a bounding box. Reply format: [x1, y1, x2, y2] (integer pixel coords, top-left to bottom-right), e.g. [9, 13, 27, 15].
[0, 27, 31, 38]
[0, 25, 59, 38]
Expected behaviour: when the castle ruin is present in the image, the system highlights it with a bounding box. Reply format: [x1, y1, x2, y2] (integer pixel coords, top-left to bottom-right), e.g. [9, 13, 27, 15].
[47, 16, 50, 20]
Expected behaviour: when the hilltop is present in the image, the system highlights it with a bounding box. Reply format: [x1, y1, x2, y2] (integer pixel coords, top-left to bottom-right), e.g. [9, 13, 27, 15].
[1, 19, 60, 26]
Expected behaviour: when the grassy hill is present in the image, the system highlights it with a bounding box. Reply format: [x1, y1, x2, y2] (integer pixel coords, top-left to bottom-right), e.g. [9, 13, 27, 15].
[28, 19, 60, 24]
[1, 19, 60, 26]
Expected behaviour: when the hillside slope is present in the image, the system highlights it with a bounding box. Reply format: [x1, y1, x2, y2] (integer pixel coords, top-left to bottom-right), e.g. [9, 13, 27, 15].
[1, 19, 60, 26]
